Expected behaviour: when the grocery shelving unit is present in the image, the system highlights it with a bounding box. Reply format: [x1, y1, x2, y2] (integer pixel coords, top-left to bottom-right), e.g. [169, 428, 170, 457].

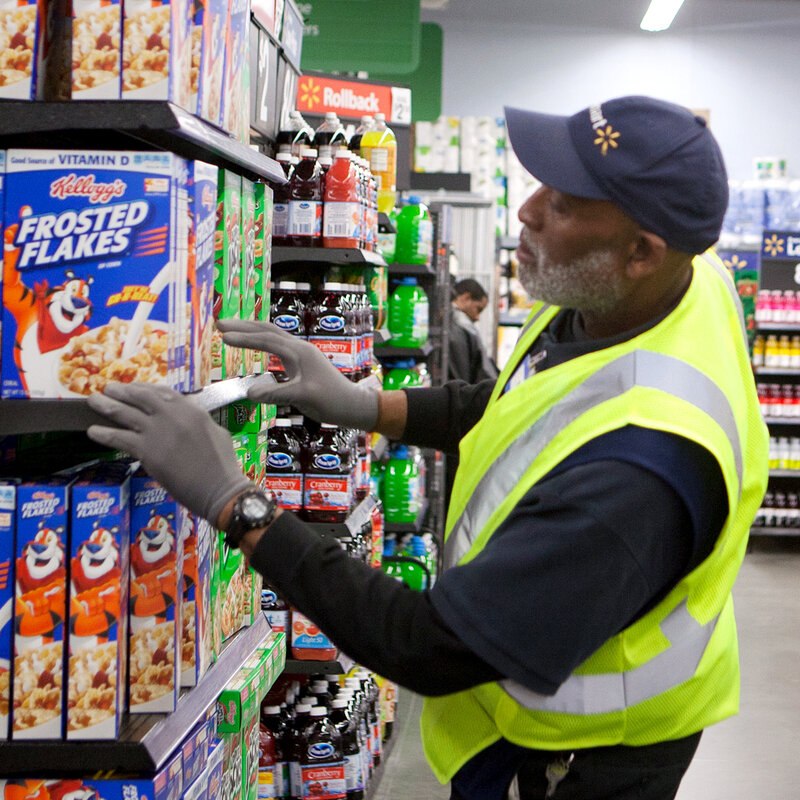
[0, 615, 280, 775]
[272, 247, 386, 267]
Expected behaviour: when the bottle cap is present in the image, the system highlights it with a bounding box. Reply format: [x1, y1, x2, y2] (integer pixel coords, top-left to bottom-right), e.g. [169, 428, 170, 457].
[323, 281, 340, 290]
[335, 149, 352, 159]
[374, 113, 386, 122]
[300, 148, 318, 158]
[310, 706, 327, 717]
[331, 698, 349, 709]
[296, 703, 312, 713]
[312, 681, 329, 691]
[275, 418, 291, 427]
[276, 280, 297, 289]
[296, 282, 312, 291]
[277, 152, 293, 162]
[319, 156, 333, 167]
[263, 705, 281, 714]
[325, 111, 338, 120]
[321, 423, 338, 429]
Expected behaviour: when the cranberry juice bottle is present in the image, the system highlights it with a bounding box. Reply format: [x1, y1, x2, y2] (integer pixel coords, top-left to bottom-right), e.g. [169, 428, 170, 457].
[302, 424, 354, 523]
[308, 283, 357, 378]
[300, 706, 346, 800]
[264, 418, 303, 511]
[269, 281, 307, 380]
[288, 149, 323, 248]
[272, 153, 294, 247]
[330, 698, 364, 800]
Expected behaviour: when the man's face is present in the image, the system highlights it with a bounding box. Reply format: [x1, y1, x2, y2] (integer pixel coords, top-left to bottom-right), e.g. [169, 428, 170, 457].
[516, 186, 639, 313]
[455, 293, 488, 322]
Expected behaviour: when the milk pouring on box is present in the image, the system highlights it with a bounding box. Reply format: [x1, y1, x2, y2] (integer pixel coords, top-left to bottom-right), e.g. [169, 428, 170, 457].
[122, 0, 192, 110]
[71, 0, 122, 99]
[129, 470, 185, 713]
[0, 480, 16, 739]
[1, 149, 186, 399]
[12, 477, 72, 739]
[67, 462, 130, 740]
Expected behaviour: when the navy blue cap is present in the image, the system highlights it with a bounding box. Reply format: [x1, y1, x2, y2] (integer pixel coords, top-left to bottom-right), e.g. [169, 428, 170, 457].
[504, 96, 729, 255]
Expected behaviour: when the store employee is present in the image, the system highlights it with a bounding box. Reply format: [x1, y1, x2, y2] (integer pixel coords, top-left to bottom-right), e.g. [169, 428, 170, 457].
[88, 96, 768, 800]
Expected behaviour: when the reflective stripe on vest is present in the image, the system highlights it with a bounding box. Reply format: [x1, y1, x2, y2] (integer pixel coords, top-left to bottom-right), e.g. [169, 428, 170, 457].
[444, 348, 743, 570]
[520, 303, 554, 337]
[501, 601, 720, 714]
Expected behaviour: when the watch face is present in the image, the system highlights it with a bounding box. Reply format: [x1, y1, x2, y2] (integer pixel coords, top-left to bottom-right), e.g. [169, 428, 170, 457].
[242, 493, 271, 520]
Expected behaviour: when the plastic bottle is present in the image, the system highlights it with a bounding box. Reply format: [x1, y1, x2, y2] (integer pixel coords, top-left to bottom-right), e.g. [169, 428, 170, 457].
[383, 444, 420, 524]
[277, 110, 315, 157]
[314, 112, 348, 161]
[376, 208, 397, 264]
[261, 705, 290, 799]
[348, 115, 374, 154]
[303, 423, 355, 523]
[269, 281, 307, 380]
[289, 702, 314, 800]
[299, 706, 346, 799]
[308, 283, 357, 377]
[323, 151, 360, 249]
[262, 585, 291, 638]
[383, 359, 423, 391]
[359, 112, 397, 214]
[399, 535, 430, 591]
[265, 418, 304, 511]
[329, 697, 364, 800]
[288, 148, 323, 248]
[273, 153, 295, 247]
[259, 715, 279, 799]
[388, 277, 429, 348]
[393, 197, 433, 265]
[343, 679, 372, 780]
[369, 497, 384, 570]
[309, 680, 333, 711]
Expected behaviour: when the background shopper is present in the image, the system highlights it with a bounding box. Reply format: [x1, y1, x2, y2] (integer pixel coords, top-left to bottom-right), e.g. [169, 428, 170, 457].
[448, 278, 499, 385]
[87, 96, 768, 800]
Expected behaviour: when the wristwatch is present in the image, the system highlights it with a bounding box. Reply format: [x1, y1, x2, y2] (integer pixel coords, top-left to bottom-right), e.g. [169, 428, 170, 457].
[223, 489, 278, 549]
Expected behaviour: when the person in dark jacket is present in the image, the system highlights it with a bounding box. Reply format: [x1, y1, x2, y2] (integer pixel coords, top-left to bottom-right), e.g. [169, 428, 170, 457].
[448, 278, 499, 384]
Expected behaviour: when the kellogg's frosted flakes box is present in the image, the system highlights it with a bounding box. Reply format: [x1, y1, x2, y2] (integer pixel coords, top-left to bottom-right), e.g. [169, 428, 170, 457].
[122, 0, 192, 110]
[12, 477, 71, 739]
[221, 0, 251, 140]
[198, 0, 226, 125]
[129, 470, 185, 713]
[0, 480, 16, 739]
[0, 0, 71, 100]
[181, 511, 211, 687]
[188, 160, 218, 391]
[67, 462, 130, 739]
[1, 149, 187, 399]
[71, 0, 122, 99]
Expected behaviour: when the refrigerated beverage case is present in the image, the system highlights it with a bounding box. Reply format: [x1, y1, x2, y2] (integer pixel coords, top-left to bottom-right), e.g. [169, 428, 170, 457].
[330, 698, 364, 800]
[277, 110, 315, 157]
[303, 424, 354, 523]
[388, 277, 429, 347]
[383, 444, 420, 524]
[314, 112, 348, 160]
[288, 149, 323, 247]
[265, 418, 303, 511]
[299, 706, 346, 799]
[308, 283, 357, 377]
[394, 197, 433, 265]
[323, 152, 360, 249]
[269, 281, 307, 379]
[349, 115, 373, 153]
[273, 153, 294, 247]
[359, 112, 397, 214]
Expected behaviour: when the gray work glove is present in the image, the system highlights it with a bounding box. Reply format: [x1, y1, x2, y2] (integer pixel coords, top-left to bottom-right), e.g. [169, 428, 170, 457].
[86, 383, 254, 525]
[218, 319, 379, 430]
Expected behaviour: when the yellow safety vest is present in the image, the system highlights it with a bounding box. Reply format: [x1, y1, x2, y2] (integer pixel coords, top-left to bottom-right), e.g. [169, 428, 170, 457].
[420, 251, 768, 784]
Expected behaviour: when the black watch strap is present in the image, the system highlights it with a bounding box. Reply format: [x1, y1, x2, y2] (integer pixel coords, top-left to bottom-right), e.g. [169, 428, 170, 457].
[224, 489, 278, 549]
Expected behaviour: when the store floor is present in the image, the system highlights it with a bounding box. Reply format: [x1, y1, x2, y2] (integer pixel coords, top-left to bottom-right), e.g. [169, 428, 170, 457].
[373, 538, 800, 800]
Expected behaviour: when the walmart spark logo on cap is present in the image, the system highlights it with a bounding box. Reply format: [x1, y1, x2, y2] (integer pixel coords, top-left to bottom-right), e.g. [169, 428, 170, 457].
[589, 104, 621, 156]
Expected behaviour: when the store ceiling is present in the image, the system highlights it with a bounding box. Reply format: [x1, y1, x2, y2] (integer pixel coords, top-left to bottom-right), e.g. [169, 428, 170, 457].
[421, 0, 800, 32]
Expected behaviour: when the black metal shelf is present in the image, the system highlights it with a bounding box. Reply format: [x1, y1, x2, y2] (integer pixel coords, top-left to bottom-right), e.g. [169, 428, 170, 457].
[750, 526, 800, 537]
[385, 500, 429, 534]
[763, 416, 800, 425]
[0, 614, 276, 775]
[0, 101, 285, 184]
[0, 374, 274, 435]
[387, 262, 435, 276]
[756, 322, 800, 331]
[754, 367, 800, 376]
[769, 469, 800, 478]
[284, 653, 355, 675]
[272, 247, 387, 267]
[374, 342, 435, 360]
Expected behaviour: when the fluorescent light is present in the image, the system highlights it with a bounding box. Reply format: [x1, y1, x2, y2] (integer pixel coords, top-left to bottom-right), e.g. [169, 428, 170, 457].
[640, 0, 685, 31]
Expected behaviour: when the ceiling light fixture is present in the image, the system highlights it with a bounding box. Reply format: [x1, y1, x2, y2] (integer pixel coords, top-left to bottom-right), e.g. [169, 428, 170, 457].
[640, 0, 686, 31]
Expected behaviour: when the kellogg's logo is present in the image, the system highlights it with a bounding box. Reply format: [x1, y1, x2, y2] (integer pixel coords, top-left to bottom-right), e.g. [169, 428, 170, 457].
[50, 173, 127, 204]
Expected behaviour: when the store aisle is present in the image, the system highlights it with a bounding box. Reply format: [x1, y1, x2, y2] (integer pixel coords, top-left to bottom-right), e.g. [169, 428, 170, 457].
[373, 540, 800, 800]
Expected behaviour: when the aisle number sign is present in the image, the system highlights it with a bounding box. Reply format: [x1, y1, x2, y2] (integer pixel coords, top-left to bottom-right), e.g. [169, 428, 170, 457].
[296, 74, 411, 124]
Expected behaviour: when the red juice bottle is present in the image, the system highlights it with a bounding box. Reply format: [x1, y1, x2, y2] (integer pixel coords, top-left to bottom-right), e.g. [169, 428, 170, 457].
[300, 706, 346, 800]
[308, 282, 356, 377]
[288, 149, 323, 248]
[265, 418, 304, 511]
[273, 153, 294, 247]
[323, 151, 360, 249]
[269, 281, 307, 380]
[303, 424, 354, 523]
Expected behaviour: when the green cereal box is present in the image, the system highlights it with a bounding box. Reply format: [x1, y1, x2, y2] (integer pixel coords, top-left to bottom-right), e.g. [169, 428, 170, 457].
[212, 169, 242, 380]
[210, 530, 222, 661]
[227, 399, 261, 435]
[254, 183, 274, 368]
[217, 529, 246, 641]
[241, 177, 257, 376]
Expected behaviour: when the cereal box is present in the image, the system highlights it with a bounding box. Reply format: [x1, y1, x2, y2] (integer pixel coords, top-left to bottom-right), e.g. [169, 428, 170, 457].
[197, 0, 226, 125]
[184, 770, 209, 800]
[122, 0, 192, 110]
[188, 160, 218, 391]
[212, 170, 242, 381]
[207, 740, 225, 799]
[0, 0, 71, 101]
[172, 156, 191, 392]
[227, 399, 260, 435]
[180, 511, 211, 687]
[12, 477, 71, 739]
[209, 528, 222, 661]
[252, 181, 272, 374]
[1, 149, 187, 399]
[241, 177, 256, 376]
[129, 470, 185, 713]
[189, 0, 206, 114]
[71, 0, 122, 99]
[217, 530, 246, 641]
[221, 0, 251, 139]
[0, 480, 16, 739]
[67, 462, 131, 739]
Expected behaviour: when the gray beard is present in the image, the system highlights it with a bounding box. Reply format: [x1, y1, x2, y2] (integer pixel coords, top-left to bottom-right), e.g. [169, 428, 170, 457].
[518, 240, 625, 314]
